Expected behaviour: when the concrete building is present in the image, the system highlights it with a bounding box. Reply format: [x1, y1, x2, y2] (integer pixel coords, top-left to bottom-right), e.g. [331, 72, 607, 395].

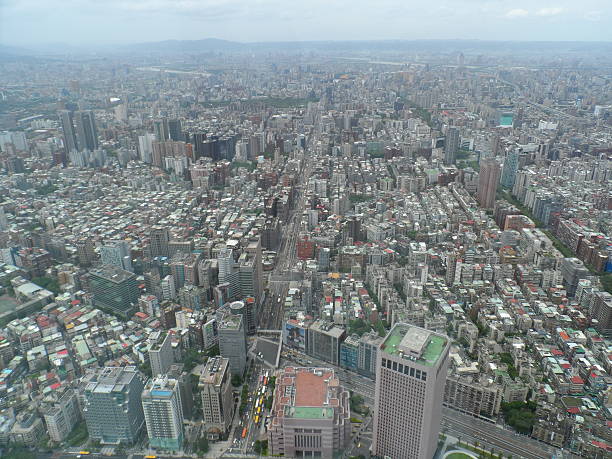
[372, 324, 450, 459]
[591, 291, 612, 337]
[167, 364, 194, 420]
[199, 357, 234, 437]
[477, 158, 501, 209]
[81, 366, 145, 445]
[443, 375, 503, 420]
[41, 387, 81, 443]
[149, 331, 174, 376]
[217, 306, 248, 376]
[100, 240, 133, 272]
[357, 332, 383, 378]
[560, 258, 590, 297]
[10, 411, 45, 447]
[73, 110, 98, 152]
[89, 265, 139, 317]
[142, 376, 184, 451]
[306, 320, 346, 365]
[268, 367, 351, 458]
[444, 126, 460, 165]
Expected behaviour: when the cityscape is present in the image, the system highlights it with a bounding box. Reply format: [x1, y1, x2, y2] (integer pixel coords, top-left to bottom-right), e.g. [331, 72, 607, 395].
[1, 5, 612, 459]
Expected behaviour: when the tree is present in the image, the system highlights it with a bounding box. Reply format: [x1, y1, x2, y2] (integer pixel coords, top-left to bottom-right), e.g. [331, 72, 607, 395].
[196, 436, 209, 455]
[231, 374, 243, 387]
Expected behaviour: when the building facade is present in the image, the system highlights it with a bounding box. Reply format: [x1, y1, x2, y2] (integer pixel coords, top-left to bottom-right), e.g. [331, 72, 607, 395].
[268, 367, 351, 458]
[372, 324, 450, 459]
[141, 377, 184, 451]
[81, 366, 145, 445]
[199, 357, 234, 437]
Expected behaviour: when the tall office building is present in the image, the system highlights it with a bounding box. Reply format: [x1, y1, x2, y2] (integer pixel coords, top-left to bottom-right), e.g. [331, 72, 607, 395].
[476, 157, 501, 209]
[74, 110, 98, 151]
[198, 357, 234, 436]
[217, 305, 247, 376]
[372, 324, 450, 459]
[268, 367, 351, 458]
[149, 330, 175, 376]
[149, 226, 170, 258]
[167, 118, 183, 141]
[444, 126, 460, 165]
[100, 240, 133, 272]
[138, 133, 156, 164]
[59, 110, 78, 153]
[141, 376, 184, 451]
[500, 148, 521, 189]
[81, 366, 145, 445]
[89, 265, 140, 317]
[153, 118, 170, 142]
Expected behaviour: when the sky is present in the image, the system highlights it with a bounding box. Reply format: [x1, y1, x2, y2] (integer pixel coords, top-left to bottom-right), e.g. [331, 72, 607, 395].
[1, 0, 611, 47]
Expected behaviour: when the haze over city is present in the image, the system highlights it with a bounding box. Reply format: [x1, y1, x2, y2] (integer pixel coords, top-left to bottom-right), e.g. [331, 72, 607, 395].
[0, 1, 612, 459]
[1, 0, 612, 46]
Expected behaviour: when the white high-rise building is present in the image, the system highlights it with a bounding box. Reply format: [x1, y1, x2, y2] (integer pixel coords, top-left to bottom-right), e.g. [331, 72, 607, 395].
[372, 324, 450, 459]
[138, 133, 156, 164]
[142, 376, 184, 451]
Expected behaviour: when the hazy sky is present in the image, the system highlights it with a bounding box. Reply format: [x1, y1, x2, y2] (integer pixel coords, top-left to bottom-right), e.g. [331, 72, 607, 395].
[1, 0, 611, 46]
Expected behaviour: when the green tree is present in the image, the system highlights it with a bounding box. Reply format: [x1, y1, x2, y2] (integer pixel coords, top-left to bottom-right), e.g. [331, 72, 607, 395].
[231, 373, 243, 387]
[196, 436, 209, 455]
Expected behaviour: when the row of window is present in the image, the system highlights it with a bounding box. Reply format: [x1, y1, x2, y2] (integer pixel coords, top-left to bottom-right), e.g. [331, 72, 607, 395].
[381, 358, 427, 381]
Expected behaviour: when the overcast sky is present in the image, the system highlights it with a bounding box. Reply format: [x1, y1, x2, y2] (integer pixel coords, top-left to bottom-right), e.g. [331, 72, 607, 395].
[1, 0, 611, 46]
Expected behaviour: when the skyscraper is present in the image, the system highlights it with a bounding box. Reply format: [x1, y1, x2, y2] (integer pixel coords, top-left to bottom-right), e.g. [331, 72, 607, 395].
[198, 357, 234, 436]
[444, 126, 460, 165]
[82, 366, 145, 445]
[217, 304, 247, 376]
[89, 265, 140, 317]
[74, 110, 98, 151]
[59, 110, 78, 153]
[141, 376, 184, 451]
[477, 157, 501, 209]
[372, 324, 450, 459]
[500, 148, 521, 189]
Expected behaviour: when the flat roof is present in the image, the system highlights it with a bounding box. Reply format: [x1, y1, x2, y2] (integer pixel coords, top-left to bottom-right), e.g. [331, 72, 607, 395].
[382, 324, 447, 367]
[288, 406, 334, 419]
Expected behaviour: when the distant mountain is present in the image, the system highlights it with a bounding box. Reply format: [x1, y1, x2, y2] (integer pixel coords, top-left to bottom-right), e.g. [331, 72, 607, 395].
[123, 38, 246, 53]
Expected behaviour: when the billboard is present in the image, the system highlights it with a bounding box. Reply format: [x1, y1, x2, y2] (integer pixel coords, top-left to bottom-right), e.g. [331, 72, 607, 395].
[283, 322, 306, 351]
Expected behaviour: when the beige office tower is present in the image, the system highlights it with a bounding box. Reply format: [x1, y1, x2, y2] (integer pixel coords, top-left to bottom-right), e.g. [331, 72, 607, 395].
[372, 324, 450, 459]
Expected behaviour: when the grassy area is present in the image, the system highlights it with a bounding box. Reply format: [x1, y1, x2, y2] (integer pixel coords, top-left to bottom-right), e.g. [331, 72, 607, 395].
[446, 453, 475, 459]
[457, 442, 502, 458]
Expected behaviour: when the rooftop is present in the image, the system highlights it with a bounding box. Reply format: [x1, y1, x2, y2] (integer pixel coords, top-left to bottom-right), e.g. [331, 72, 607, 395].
[381, 323, 448, 367]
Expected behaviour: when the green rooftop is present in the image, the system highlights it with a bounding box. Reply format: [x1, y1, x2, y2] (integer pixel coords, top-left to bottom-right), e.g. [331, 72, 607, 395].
[286, 406, 334, 419]
[381, 324, 447, 367]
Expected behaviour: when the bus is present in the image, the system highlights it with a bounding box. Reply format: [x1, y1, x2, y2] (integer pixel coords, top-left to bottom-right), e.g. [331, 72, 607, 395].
[263, 376, 268, 386]
[254, 415, 260, 424]
[255, 399, 260, 408]
[145, 456, 157, 459]
[257, 406, 262, 414]
[241, 427, 248, 438]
